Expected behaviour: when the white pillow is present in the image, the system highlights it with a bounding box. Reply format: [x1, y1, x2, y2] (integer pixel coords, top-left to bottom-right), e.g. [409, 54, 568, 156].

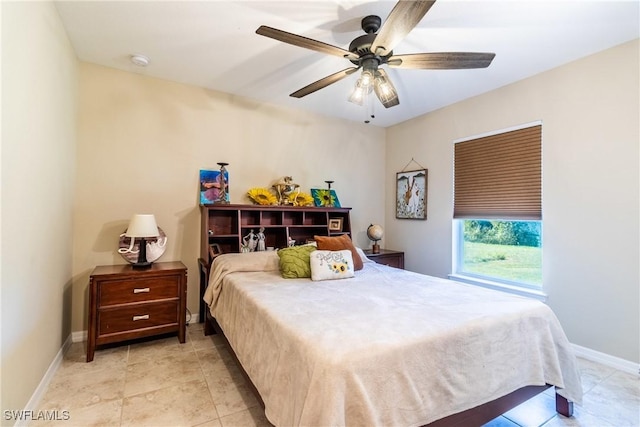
[310, 250, 355, 281]
[355, 246, 373, 263]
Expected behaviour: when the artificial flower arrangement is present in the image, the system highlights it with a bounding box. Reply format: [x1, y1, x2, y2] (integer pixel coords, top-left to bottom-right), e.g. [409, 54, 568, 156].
[247, 188, 278, 205]
[288, 192, 314, 206]
[247, 176, 315, 207]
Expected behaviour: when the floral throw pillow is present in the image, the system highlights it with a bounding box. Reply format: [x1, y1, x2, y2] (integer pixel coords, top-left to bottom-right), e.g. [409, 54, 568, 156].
[309, 250, 355, 281]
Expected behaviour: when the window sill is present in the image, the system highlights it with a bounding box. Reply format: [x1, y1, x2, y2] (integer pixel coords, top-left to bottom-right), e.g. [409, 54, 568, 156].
[448, 274, 547, 302]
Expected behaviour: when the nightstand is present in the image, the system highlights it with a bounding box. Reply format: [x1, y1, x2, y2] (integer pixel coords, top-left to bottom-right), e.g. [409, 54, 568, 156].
[87, 261, 187, 362]
[363, 249, 405, 269]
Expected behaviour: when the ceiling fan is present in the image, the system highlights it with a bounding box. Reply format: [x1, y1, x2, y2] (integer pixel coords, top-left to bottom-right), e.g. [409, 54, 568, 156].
[256, 0, 495, 114]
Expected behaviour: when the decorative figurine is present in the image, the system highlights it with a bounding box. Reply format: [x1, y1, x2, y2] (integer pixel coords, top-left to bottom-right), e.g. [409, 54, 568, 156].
[273, 176, 300, 205]
[256, 227, 266, 251]
[242, 229, 257, 252]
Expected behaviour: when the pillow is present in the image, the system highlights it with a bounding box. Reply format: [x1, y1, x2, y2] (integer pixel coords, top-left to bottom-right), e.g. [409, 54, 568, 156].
[310, 250, 355, 281]
[355, 247, 373, 264]
[314, 234, 363, 271]
[277, 245, 317, 278]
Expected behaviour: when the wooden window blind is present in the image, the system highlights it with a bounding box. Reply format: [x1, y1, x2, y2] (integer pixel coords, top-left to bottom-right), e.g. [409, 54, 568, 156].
[454, 124, 541, 220]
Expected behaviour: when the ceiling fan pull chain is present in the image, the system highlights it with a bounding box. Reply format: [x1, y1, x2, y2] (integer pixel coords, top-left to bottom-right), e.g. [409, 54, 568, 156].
[364, 90, 375, 123]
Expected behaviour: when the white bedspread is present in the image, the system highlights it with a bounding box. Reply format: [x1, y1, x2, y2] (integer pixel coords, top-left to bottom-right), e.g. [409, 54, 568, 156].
[203, 252, 582, 427]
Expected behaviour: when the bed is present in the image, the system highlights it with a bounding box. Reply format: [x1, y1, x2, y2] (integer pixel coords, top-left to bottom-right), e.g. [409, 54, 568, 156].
[202, 249, 582, 427]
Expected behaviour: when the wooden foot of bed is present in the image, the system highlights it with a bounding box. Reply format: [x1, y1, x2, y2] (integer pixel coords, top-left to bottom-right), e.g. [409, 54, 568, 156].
[203, 311, 216, 336]
[555, 392, 574, 417]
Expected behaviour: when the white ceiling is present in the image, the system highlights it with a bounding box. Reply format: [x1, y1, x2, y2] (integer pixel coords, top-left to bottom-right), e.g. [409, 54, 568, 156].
[55, 0, 639, 128]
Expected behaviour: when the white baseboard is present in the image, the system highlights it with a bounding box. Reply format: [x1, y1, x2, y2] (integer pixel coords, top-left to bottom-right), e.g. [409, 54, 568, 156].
[15, 335, 73, 427]
[571, 343, 640, 375]
[188, 313, 200, 325]
[71, 330, 87, 343]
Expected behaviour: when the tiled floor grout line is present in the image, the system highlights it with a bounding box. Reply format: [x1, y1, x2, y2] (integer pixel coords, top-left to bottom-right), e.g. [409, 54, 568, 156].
[195, 342, 223, 426]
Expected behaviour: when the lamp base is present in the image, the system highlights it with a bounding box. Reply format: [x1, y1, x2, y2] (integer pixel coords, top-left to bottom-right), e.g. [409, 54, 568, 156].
[132, 261, 153, 269]
[132, 238, 153, 269]
[372, 243, 380, 254]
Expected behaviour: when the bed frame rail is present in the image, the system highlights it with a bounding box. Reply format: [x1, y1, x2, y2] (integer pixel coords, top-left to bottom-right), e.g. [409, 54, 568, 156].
[426, 385, 572, 426]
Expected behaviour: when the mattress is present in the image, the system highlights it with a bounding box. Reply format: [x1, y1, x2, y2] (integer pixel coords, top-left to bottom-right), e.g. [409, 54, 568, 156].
[203, 251, 582, 426]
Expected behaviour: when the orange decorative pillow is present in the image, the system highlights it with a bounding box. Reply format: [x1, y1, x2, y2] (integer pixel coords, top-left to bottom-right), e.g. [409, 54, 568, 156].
[314, 234, 363, 271]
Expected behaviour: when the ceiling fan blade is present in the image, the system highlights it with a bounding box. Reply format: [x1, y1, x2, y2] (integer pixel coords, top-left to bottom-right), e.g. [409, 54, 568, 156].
[373, 69, 399, 108]
[371, 0, 437, 56]
[257, 26, 358, 61]
[290, 67, 360, 98]
[388, 52, 496, 69]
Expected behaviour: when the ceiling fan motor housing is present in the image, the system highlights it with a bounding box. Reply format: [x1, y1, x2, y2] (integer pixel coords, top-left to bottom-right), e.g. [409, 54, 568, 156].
[348, 35, 393, 67]
[361, 15, 381, 34]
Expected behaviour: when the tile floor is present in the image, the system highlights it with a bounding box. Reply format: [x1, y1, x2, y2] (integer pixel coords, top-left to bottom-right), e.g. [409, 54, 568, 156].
[32, 322, 639, 427]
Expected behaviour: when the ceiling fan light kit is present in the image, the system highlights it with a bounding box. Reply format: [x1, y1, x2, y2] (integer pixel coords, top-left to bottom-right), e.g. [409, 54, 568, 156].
[256, 0, 494, 123]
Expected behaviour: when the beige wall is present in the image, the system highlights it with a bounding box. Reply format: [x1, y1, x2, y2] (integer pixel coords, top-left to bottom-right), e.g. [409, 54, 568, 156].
[72, 63, 386, 333]
[386, 39, 640, 363]
[1, 1, 77, 414]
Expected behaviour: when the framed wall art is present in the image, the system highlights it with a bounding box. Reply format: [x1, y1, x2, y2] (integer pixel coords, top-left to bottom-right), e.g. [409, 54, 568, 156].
[200, 166, 229, 204]
[396, 169, 427, 220]
[311, 188, 341, 208]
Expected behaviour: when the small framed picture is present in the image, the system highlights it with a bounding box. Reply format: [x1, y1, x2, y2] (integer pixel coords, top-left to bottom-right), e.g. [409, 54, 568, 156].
[208, 243, 223, 258]
[328, 218, 343, 232]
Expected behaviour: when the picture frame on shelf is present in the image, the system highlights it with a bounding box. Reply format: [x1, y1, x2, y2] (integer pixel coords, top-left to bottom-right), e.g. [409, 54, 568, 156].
[328, 218, 343, 232]
[208, 243, 223, 258]
[396, 169, 428, 220]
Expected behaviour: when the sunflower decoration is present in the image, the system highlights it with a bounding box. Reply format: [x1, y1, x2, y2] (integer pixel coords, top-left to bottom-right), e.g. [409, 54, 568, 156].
[312, 189, 337, 207]
[330, 262, 349, 274]
[288, 191, 314, 207]
[247, 188, 278, 205]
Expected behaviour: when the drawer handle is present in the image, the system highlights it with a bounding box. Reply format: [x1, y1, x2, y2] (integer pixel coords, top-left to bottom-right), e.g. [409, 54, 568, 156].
[132, 314, 150, 321]
[133, 288, 150, 294]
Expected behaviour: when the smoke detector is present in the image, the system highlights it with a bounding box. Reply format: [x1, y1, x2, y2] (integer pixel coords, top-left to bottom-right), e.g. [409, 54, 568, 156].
[130, 54, 149, 67]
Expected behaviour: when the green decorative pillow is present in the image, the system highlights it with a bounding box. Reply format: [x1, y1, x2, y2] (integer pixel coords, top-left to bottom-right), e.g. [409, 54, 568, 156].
[277, 245, 317, 278]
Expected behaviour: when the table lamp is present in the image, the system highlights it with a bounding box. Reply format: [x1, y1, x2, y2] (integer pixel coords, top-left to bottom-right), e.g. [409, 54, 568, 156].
[125, 214, 159, 269]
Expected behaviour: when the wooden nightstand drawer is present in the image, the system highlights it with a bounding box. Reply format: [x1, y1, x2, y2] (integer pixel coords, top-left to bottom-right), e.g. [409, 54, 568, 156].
[363, 249, 405, 269]
[100, 276, 179, 306]
[87, 261, 187, 362]
[99, 301, 179, 335]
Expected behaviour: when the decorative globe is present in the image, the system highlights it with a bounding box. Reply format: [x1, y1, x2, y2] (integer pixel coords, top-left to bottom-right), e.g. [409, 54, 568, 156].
[367, 224, 384, 242]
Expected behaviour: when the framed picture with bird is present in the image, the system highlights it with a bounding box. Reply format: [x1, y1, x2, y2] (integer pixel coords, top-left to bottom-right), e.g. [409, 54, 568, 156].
[396, 169, 427, 220]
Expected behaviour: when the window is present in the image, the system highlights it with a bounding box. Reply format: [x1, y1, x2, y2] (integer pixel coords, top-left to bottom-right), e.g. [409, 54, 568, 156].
[452, 123, 543, 296]
[455, 219, 542, 288]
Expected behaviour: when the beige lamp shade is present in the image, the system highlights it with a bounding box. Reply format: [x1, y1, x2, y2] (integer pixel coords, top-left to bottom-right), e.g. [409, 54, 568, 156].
[125, 214, 159, 238]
